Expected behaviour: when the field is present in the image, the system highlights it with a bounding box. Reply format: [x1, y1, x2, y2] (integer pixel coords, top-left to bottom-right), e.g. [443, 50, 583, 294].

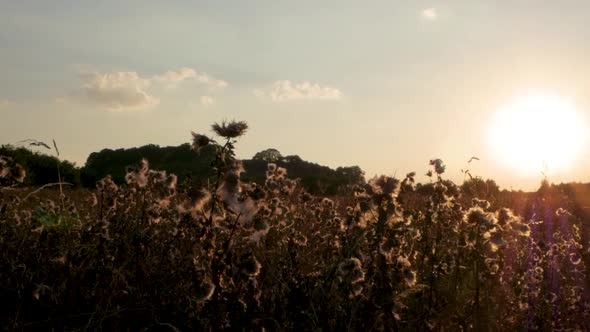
[1, 122, 590, 331]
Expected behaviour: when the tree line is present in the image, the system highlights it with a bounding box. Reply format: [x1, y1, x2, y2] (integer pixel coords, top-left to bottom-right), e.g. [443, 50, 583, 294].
[0, 145, 366, 195]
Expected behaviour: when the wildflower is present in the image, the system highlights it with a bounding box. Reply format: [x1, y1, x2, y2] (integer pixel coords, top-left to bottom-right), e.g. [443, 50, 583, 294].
[472, 198, 491, 210]
[379, 237, 396, 258]
[490, 232, 506, 247]
[489, 264, 499, 274]
[248, 230, 267, 243]
[192, 189, 211, 213]
[12, 164, 26, 183]
[293, 232, 308, 246]
[247, 183, 266, 200]
[514, 222, 531, 237]
[125, 159, 149, 187]
[497, 208, 518, 226]
[341, 215, 355, 230]
[253, 218, 269, 232]
[465, 207, 497, 226]
[0, 156, 26, 183]
[351, 283, 363, 297]
[229, 197, 259, 225]
[90, 193, 98, 207]
[338, 258, 365, 284]
[190, 132, 211, 152]
[96, 175, 118, 192]
[321, 197, 335, 209]
[280, 178, 297, 195]
[429, 158, 446, 175]
[211, 120, 248, 138]
[368, 175, 400, 196]
[241, 254, 262, 277]
[358, 200, 371, 213]
[218, 172, 240, 202]
[276, 167, 287, 178]
[299, 191, 312, 203]
[257, 204, 272, 217]
[403, 269, 417, 287]
[397, 256, 411, 269]
[166, 173, 178, 190]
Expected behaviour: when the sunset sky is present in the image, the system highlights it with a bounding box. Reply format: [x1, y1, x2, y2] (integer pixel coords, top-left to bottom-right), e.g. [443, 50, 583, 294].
[2, 1, 590, 190]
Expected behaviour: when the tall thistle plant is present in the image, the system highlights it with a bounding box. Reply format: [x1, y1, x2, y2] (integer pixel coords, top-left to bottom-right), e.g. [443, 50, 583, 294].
[191, 120, 249, 224]
[190, 120, 251, 315]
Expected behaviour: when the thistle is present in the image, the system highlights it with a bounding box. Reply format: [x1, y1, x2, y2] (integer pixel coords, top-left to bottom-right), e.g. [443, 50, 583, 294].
[211, 120, 248, 138]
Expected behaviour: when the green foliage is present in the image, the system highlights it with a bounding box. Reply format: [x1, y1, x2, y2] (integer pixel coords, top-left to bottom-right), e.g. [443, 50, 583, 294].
[32, 207, 80, 230]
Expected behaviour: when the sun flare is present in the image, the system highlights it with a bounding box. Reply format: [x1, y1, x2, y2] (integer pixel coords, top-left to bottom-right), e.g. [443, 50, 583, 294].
[488, 93, 588, 175]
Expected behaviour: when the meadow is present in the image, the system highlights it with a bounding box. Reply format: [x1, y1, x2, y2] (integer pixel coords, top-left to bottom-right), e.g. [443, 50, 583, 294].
[1, 120, 589, 331]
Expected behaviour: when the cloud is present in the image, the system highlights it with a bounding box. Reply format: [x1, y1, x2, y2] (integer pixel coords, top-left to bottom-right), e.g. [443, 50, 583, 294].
[254, 80, 342, 102]
[194, 73, 228, 90]
[421, 8, 437, 20]
[72, 67, 228, 112]
[76, 71, 159, 112]
[200, 95, 214, 107]
[153, 67, 197, 85]
[152, 67, 228, 90]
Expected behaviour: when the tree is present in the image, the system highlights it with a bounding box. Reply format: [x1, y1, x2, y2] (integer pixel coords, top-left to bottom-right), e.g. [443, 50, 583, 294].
[252, 148, 283, 162]
[335, 166, 365, 185]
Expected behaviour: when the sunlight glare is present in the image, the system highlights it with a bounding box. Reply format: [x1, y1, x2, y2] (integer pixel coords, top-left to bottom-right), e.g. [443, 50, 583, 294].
[488, 93, 588, 175]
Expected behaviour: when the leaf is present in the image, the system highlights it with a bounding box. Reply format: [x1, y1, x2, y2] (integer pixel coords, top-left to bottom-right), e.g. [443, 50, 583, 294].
[28, 140, 51, 150]
[52, 139, 60, 157]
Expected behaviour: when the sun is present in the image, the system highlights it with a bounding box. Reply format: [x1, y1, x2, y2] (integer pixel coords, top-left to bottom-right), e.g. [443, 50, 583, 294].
[488, 92, 588, 175]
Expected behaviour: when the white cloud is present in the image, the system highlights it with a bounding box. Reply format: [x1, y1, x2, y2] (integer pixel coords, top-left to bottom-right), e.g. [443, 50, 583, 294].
[76, 71, 159, 112]
[254, 80, 342, 102]
[421, 8, 437, 20]
[72, 68, 228, 112]
[194, 73, 228, 90]
[153, 67, 197, 85]
[152, 67, 228, 90]
[200, 95, 214, 107]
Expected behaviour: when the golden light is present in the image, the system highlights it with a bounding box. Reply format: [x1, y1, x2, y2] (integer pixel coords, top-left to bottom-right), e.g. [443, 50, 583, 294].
[488, 92, 588, 175]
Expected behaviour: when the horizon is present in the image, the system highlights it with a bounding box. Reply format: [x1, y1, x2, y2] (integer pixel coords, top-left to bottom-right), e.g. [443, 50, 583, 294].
[3, 1, 590, 191]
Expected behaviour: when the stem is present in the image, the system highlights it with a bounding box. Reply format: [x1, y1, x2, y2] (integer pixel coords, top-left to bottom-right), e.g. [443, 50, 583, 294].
[207, 139, 232, 227]
[52, 139, 64, 209]
[474, 225, 481, 330]
[22, 182, 73, 201]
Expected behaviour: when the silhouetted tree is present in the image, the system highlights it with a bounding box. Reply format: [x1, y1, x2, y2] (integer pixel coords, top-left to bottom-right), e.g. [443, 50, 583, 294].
[252, 148, 283, 162]
[0, 145, 80, 186]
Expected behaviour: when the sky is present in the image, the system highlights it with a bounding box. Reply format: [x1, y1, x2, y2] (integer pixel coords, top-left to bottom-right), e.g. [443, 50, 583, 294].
[2, 0, 590, 191]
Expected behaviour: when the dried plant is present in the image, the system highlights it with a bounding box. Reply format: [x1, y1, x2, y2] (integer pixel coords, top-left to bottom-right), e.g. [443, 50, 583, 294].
[1, 121, 589, 330]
